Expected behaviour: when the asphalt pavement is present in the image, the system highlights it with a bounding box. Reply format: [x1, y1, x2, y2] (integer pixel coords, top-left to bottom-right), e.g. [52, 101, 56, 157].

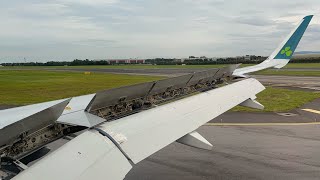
[125, 125, 320, 180]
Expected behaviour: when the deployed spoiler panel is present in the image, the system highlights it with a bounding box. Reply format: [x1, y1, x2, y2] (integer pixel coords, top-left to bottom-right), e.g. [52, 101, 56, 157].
[89, 81, 155, 111]
[148, 73, 193, 95]
[88, 65, 240, 121]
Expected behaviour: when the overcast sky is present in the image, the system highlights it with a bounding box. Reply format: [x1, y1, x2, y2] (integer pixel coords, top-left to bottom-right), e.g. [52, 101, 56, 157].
[0, 0, 319, 62]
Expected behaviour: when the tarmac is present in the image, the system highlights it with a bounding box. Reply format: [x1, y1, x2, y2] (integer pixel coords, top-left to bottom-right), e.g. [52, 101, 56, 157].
[252, 75, 320, 91]
[125, 124, 320, 180]
[41, 67, 320, 91]
[34, 66, 320, 76]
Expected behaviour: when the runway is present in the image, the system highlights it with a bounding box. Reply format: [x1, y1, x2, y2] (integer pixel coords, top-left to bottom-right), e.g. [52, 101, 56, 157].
[39, 67, 320, 91]
[45, 67, 320, 91]
[252, 75, 320, 91]
[281, 68, 320, 71]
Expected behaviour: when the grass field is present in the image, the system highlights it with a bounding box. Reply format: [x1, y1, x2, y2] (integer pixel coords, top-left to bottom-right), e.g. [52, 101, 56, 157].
[0, 70, 319, 112]
[0, 70, 162, 105]
[233, 87, 320, 112]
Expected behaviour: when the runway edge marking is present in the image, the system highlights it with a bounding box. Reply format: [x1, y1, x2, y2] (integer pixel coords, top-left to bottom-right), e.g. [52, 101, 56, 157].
[205, 122, 320, 126]
[301, 108, 320, 115]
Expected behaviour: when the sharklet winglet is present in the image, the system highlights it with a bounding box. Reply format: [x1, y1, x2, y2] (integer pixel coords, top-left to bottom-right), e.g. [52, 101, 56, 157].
[233, 15, 314, 76]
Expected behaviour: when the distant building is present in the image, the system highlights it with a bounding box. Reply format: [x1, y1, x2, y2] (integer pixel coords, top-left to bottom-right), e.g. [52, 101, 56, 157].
[94, 59, 146, 64]
[244, 55, 251, 61]
[211, 57, 218, 61]
[171, 59, 182, 63]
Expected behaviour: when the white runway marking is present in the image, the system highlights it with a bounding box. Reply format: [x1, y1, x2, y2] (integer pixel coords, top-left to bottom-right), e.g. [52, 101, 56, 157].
[205, 122, 320, 126]
[302, 108, 320, 115]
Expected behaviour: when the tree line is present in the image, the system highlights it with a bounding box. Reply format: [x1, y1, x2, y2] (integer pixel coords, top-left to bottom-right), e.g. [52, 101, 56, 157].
[2, 57, 320, 66]
[1, 59, 110, 66]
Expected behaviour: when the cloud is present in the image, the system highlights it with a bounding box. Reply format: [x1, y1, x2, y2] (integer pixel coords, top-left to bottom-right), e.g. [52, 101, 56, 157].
[70, 39, 117, 48]
[57, 0, 119, 6]
[233, 16, 275, 26]
[0, 0, 319, 62]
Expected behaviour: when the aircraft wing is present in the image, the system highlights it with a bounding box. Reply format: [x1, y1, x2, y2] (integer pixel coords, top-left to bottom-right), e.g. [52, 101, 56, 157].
[13, 78, 265, 180]
[0, 64, 265, 180]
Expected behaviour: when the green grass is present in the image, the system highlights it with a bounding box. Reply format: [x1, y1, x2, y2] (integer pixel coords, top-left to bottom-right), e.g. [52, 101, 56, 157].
[233, 87, 320, 112]
[0, 70, 162, 105]
[1, 70, 319, 112]
[254, 69, 320, 76]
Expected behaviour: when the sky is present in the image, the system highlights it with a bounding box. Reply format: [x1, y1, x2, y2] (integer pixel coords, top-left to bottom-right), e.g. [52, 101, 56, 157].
[0, 0, 319, 62]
